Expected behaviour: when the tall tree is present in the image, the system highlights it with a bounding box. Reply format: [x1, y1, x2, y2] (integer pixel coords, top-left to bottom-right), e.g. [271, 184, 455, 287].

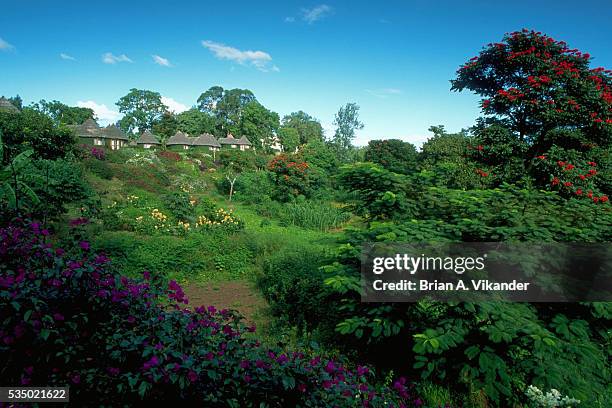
[281, 111, 324, 145]
[451, 29, 611, 151]
[33, 100, 94, 125]
[452, 29, 611, 193]
[116, 89, 168, 135]
[196, 86, 224, 113]
[176, 108, 216, 136]
[331, 103, 364, 161]
[151, 112, 179, 144]
[277, 127, 300, 153]
[196, 86, 256, 135]
[238, 101, 279, 152]
[364, 139, 418, 175]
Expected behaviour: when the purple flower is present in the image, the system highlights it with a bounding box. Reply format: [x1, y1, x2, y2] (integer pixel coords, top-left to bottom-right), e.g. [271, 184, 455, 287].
[143, 356, 159, 370]
[276, 354, 288, 364]
[240, 360, 250, 369]
[243, 375, 251, 383]
[324, 360, 336, 374]
[79, 241, 90, 251]
[71, 374, 80, 384]
[297, 383, 307, 393]
[322, 380, 332, 389]
[187, 370, 198, 382]
[53, 313, 64, 321]
[107, 367, 120, 376]
[357, 365, 369, 377]
[143, 271, 151, 280]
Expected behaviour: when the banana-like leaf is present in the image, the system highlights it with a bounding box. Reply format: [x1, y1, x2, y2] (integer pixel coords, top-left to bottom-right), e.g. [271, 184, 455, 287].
[0, 182, 17, 209]
[18, 181, 41, 205]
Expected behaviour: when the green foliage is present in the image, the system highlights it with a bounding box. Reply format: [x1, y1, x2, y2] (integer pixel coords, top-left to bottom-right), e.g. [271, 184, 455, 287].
[419, 126, 482, 189]
[277, 127, 300, 152]
[31, 99, 94, 126]
[364, 139, 419, 175]
[338, 162, 413, 220]
[162, 192, 194, 222]
[330, 102, 364, 162]
[257, 243, 335, 333]
[176, 108, 216, 136]
[281, 111, 324, 145]
[269, 200, 351, 232]
[24, 159, 93, 218]
[117, 88, 167, 134]
[151, 111, 178, 144]
[218, 150, 256, 172]
[238, 101, 279, 152]
[197, 86, 256, 135]
[0, 138, 40, 215]
[0, 108, 76, 163]
[225, 170, 274, 204]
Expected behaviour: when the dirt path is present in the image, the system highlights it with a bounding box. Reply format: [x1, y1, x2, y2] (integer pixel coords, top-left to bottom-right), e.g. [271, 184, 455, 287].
[183, 280, 267, 325]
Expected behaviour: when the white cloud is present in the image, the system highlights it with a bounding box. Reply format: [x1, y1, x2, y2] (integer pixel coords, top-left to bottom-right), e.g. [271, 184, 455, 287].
[102, 52, 133, 64]
[365, 88, 402, 98]
[152, 54, 172, 67]
[284, 16, 295, 23]
[161, 96, 188, 113]
[60, 53, 75, 61]
[77, 100, 121, 125]
[201, 40, 277, 72]
[302, 5, 333, 23]
[0, 37, 15, 51]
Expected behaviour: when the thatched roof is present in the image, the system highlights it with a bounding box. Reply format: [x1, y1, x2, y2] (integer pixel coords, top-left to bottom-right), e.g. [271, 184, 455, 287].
[237, 136, 252, 146]
[166, 131, 191, 145]
[136, 130, 160, 145]
[0, 97, 19, 114]
[218, 133, 252, 146]
[192, 133, 221, 148]
[102, 124, 129, 141]
[72, 118, 102, 138]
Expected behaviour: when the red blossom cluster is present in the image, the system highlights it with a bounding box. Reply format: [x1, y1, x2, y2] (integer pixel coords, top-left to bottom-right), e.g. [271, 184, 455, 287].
[545, 159, 608, 204]
[497, 88, 525, 101]
[476, 169, 489, 177]
[527, 75, 552, 88]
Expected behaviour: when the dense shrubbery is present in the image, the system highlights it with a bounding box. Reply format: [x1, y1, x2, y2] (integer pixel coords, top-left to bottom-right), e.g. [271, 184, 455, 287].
[318, 181, 612, 406]
[257, 245, 336, 335]
[0, 220, 421, 406]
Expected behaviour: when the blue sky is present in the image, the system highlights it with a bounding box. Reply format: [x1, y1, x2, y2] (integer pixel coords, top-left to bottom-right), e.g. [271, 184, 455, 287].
[1, 0, 611, 146]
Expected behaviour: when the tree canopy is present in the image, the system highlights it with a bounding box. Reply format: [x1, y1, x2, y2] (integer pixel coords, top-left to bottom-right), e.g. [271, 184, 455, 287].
[32, 100, 94, 126]
[116, 89, 168, 135]
[281, 111, 324, 145]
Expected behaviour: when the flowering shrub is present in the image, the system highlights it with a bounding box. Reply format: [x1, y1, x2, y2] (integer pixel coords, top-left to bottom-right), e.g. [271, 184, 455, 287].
[195, 208, 244, 233]
[267, 154, 312, 201]
[157, 150, 182, 162]
[126, 151, 159, 166]
[0, 220, 420, 406]
[90, 147, 105, 160]
[525, 386, 581, 407]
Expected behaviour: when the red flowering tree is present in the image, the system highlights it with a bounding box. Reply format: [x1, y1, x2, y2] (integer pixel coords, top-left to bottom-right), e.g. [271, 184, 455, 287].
[452, 29, 611, 199]
[267, 154, 312, 201]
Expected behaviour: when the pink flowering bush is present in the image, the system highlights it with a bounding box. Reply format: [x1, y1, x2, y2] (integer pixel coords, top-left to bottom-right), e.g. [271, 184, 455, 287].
[0, 220, 421, 406]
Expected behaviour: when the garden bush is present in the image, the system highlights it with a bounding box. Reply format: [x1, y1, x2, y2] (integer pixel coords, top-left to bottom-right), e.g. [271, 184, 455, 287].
[23, 159, 94, 218]
[257, 244, 336, 334]
[0, 220, 420, 406]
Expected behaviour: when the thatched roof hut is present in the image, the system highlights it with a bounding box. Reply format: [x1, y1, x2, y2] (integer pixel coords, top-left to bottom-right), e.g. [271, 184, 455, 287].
[192, 133, 221, 148]
[136, 130, 161, 146]
[166, 131, 192, 146]
[0, 97, 19, 114]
